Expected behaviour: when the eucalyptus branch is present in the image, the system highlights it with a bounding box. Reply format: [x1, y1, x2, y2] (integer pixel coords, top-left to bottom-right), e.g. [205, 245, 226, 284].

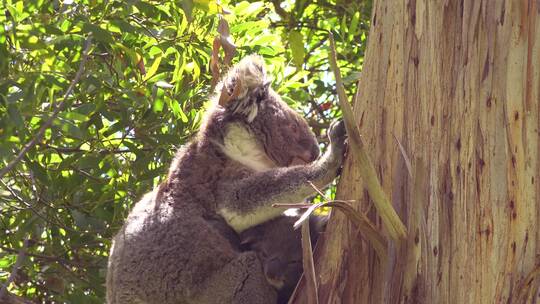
[0, 35, 93, 179]
[0, 180, 48, 223]
[0, 245, 90, 268]
[271, 21, 327, 32]
[0, 179, 72, 231]
[128, 14, 160, 41]
[0, 237, 29, 301]
[42, 144, 151, 155]
[270, 0, 289, 21]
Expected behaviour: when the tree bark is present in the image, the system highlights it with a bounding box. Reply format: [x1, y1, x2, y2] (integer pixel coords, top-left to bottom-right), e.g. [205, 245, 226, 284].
[293, 0, 540, 303]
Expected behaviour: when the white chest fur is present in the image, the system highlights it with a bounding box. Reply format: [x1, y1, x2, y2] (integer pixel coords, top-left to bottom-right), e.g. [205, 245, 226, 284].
[217, 123, 283, 232]
[221, 123, 275, 172]
[219, 205, 284, 233]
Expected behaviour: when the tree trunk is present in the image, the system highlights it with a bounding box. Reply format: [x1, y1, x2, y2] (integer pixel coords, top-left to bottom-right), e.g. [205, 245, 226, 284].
[293, 0, 540, 303]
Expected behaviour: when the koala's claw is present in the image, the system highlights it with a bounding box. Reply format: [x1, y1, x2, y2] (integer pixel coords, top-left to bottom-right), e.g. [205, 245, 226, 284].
[328, 119, 347, 143]
[325, 120, 348, 170]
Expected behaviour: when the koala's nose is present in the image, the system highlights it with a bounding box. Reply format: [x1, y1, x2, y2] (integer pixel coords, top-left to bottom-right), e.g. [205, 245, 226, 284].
[290, 143, 320, 166]
[300, 144, 320, 163]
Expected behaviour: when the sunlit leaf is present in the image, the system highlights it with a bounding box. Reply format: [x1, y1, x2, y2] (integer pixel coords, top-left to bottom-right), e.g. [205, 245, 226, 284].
[289, 30, 304, 68]
[181, 0, 194, 21]
[144, 54, 162, 81]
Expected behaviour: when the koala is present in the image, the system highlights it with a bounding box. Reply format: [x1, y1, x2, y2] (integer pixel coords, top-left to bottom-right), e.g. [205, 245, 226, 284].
[106, 54, 347, 304]
[240, 214, 328, 304]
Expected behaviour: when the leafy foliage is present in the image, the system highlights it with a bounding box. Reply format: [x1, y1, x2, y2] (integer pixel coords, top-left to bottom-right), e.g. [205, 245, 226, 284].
[0, 0, 370, 302]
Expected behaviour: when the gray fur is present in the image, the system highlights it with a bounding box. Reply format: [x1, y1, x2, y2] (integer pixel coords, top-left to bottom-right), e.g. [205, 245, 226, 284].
[240, 215, 328, 304]
[106, 55, 347, 304]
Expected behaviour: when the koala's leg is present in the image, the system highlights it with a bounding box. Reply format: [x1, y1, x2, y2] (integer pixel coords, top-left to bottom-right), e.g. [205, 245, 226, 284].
[218, 120, 347, 232]
[192, 251, 277, 304]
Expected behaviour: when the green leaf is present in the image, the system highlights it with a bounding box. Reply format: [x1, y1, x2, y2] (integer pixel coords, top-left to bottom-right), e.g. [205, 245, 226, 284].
[143, 55, 162, 81]
[181, 0, 194, 21]
[153, 98, 164, 112]
[7, 104, 24, 129]
[349, 12, 360, 36]
[61, 112, 89, 122]
[82, 23, 114, 44]
[289, 30, 305, 68]
[169, 100, 188, 123]
[26, 160, 49, 183]
[109, 20, 138, 34]
[0, 255, 16, 268]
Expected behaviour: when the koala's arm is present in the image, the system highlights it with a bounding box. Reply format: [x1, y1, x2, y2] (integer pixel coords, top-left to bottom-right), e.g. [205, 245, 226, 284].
[218, 121, 346, 232]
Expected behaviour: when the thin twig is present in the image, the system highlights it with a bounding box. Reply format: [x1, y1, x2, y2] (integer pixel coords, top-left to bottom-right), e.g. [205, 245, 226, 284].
[69, 166, 107, 183]
[272, 203, 312, 209]
[0, 180, 49, 224]
[0, 35, 93, 179]
[270, 0, 289, 21]
[308, 181, 328, 200]
[0, 245, 88, 268]
[307, 98, 328, 121]
[0, 179, 73, 231]
[307, 119, 330, 129]
[0, 237, 29, 300]
[128, 15, 160, 41]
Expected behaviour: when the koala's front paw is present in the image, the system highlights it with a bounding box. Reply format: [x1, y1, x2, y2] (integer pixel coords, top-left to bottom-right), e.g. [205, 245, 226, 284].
[328, 119, 347, 154]
[324, 119, 348, 171]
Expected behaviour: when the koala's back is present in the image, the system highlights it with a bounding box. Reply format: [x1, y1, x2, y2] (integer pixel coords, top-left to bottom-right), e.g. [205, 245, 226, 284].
[106, 188, 276, 304]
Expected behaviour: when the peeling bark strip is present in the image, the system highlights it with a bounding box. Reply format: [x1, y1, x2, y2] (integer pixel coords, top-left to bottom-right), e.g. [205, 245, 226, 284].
[328, 33, 407, 242]
[293, 0, 540, 303]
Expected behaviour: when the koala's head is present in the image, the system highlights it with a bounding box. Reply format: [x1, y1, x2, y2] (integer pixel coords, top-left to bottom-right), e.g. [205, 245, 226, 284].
[217, 55, 320, 168]
[240, 216, 303, 296]
[240, 214, 328, 303]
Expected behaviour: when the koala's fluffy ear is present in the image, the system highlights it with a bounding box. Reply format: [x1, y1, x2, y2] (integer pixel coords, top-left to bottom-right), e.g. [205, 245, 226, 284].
[217, 55, 269, 121]
[239, 223, 267, 249]
[262, 80, 271, 91]
[218, 80, 242, 107]
[239, 231, 258, 251]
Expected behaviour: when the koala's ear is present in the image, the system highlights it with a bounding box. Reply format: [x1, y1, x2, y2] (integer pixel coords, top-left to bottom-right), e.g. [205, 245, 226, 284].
[239, 224, 265, 247]
[217, 55, 269, 121]
[218, 81, 242, 107]
[239, 231, 258, 249]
